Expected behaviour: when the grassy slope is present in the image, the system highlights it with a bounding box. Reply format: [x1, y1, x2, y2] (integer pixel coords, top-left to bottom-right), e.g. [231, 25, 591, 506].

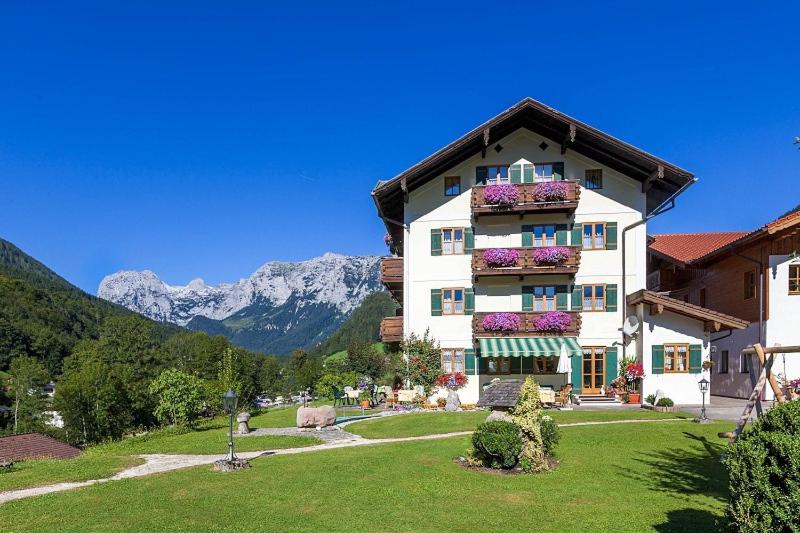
[346, 408, 691, 439]
[0, 421, 731, 533]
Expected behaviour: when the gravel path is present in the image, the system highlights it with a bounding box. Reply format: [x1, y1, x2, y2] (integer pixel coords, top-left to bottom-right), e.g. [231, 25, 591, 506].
[0, 417, 688, 505]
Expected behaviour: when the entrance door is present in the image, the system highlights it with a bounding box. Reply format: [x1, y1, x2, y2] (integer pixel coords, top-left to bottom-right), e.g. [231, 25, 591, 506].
[582, 347, 605, 394]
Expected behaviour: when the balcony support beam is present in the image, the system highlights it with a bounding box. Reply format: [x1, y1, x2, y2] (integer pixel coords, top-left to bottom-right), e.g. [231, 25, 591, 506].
[561, 123, 577, 154]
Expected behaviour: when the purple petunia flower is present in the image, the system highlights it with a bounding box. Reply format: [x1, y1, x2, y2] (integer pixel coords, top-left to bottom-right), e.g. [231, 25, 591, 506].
[484, 184, 520, 205]
[483, 248, 520, 267]
[531, 246, 571, 265]
[532, 311, 571, 333]
[481, 312, 521, 332]
[532, 182, 568, 202]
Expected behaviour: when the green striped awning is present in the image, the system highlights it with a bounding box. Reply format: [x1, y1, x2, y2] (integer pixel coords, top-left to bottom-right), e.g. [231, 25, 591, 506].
[478, 337, 582, 358]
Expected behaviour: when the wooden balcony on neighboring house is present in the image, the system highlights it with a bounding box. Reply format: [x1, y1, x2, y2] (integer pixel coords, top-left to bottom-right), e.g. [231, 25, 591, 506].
[380, 315, 403, 344]
[471, 181, 580, 219]
[472, 311, 582, 338]
[380, 257, 403, 302]
[472, 247, 581, 279]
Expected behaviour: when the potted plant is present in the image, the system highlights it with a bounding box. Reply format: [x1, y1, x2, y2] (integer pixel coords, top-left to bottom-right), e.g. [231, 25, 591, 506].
[481, 312, 521, 333]
[532, 311, 571, 334]
[609, 376, 627, 398]
[483, 248, 520, 268]
[358, 390, 372, 408]
[531, 246, 571, 266]
[434, 372, 468, 411]
[789, 378, 800, 400]
[624, 363, 645, 404]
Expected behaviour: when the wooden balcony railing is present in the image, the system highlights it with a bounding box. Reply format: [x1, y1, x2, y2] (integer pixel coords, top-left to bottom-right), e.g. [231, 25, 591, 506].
[472, 311, 582, 337]
[471, 181, 580, 218]
[472, 247, 581, 278]
[380, 316, 403, 343]
[380, 257, 403, 302]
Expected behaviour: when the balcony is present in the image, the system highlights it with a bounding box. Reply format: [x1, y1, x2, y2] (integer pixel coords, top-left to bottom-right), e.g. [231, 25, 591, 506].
[471, 181, 580, 219]
[380, 315, 403, 344]
[472, 246, 581, 279]
[380, 257, 403, 302]
[472, 311, 582, 338]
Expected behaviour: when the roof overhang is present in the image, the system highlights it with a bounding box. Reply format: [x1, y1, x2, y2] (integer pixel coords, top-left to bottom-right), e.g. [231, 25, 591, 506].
[372, 97, 695, 225]
[627, 289, 749, 331]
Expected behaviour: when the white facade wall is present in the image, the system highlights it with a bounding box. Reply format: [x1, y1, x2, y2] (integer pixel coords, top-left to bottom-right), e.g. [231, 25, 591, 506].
[401, 128, 696, 404]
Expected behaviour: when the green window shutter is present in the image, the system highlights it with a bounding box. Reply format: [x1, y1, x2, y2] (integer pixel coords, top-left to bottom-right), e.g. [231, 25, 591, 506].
[555, 224, 568, 245]
[431, 289, 442, 316]
[510, 164, 522, 184]
[652, 345, 665, 374]
[521, 356, 534, 373]
[553, 162, 565, 181]
[571, 284, 583, 311]
[431, 229, 442, 256]
[570, 223, 583, 248]
[476, 167, 487, 185]
[478, 356, 488, 374]
[605, 284, 618, 312]
[510, 357, 521, 374]
[464, 227, 474, 254]
[522, 225, 534, 247]
[464, 348, 476, 375]
[689, 345, 702, 373]
[606, 222, 618, 250]
[556, 285, 569, 311]
[570, 353, 582, 393]
[522, 286, 534, 312]
[464, 288, 475, 315]
[605, 347, 618, 386]
[522, 164, 534, 183]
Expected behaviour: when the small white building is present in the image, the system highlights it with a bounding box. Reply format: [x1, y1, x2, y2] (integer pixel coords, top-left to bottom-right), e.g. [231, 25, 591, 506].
[374, 98, 746, 406]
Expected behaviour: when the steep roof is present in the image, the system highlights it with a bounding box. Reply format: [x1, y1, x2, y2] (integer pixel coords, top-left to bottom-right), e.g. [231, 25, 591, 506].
[0, 433, 81, 461]
[627, 290, 749, 330]
[649, 232, 748, 266]
[372, 97, 695, 226]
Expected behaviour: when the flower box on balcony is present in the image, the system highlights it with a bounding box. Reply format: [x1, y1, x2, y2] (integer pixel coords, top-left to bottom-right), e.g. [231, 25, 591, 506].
[483, 248, 520, 268]
[483, 184, 519, 206]
[531, 246, 571, 265]
[481, 312, 521, 332]
[532, 311, 572, 334]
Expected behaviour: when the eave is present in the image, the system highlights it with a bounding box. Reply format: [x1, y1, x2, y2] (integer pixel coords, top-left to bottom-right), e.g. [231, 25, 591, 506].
[627, 289, 749, 331]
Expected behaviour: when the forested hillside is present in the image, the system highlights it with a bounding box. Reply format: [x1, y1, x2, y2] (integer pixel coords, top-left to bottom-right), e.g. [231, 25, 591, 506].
[310, 291, 398, 357]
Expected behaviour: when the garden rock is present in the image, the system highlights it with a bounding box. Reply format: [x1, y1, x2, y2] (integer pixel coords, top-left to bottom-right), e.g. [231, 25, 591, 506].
[237, 412, 251, 434]
[486, 410, 513, 423]
[296, 406, 336, 428]
[445, 390, 461, 412]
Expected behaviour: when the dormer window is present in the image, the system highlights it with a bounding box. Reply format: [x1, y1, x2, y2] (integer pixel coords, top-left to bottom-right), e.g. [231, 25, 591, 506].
[533, 163, 556, 182]
[476, 165, 509, 185]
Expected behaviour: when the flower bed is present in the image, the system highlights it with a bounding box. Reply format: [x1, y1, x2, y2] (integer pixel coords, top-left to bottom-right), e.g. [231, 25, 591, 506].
[531, 246, 570, 265]
[482, 312, 521, 332]
[483, 248, 520, 268]
[532, 182, 568, 202]
[484, 184, 520, 205]
[532, 311, 571, 333]
[435, 372, 468, 391]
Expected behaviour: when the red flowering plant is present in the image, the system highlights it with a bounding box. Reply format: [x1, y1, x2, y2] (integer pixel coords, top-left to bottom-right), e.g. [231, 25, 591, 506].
[624, 363, 645, 391]
[401, 331, 442, 396]
[435, 372, 468, 391]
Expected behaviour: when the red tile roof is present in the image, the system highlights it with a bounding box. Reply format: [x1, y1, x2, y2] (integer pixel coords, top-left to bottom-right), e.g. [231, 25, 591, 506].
[0, 433, 81, 461]
[649, 231, 748, 264]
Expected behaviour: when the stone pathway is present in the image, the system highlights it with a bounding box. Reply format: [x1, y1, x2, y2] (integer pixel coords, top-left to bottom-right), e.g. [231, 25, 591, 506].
[0, 417, 689, 505]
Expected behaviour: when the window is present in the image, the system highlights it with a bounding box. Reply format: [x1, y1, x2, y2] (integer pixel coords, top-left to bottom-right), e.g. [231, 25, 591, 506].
[664, 344, 689, 373]
[585, 169, 603, 190]
[743, 270, 756, 300]
[740, 352, 749, 373]
[534, 357, 556, 374]
[441, 228, 464, 255]
[442, 349, 465, 373]
[477, 165, 510, 185]
[790, 265, 800, 294]
[533, 163, 556, 182]
[444, 176, 461, 196]
[533, 225, 556, 247]
[442, 288, 464, 315]
[583, 223, 605, 250]
[532, 286, 557, 312]
[583, 284, 605, 311]
[486, 357, 511, 375]
[719, 349, 729, 374]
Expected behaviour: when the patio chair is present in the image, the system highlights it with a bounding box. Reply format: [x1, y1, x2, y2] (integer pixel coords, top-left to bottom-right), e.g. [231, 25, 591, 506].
[331, 386, 349, 407]
[384, 390, 398, 409]
[557, 384, 573, 408]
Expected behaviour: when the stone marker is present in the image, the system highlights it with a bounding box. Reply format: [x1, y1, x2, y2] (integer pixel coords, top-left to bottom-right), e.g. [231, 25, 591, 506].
[445, 390, 461, 412]
[237, 412, 251, 435]
[296, 406, 336, 428]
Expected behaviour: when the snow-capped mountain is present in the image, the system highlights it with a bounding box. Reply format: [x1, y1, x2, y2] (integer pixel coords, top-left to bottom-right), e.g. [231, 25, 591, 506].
[98, 253, 383, 354]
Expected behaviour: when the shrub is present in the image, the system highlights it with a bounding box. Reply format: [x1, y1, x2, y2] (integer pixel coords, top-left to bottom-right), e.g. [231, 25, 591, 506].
[724, 401, 800, 533]
[511, 377, 548, 472]
[314, 371, 359, 399]
[471, 420, 523, 469]
[645, 394, 657, 405]
[149, 369, 205, 427]
[539, 414, 560, 456]
[655, 397, 674, 407]
[401, 331, 442, 396]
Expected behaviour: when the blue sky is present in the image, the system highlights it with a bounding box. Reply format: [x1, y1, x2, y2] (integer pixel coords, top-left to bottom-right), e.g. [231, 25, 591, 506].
[1, 1, 798, 293]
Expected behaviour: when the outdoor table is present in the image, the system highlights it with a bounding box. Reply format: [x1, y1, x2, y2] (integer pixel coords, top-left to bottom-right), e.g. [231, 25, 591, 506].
[540, 389, 556, 404]
[397, 389, 415, 403]
[346, 390, 360, 400]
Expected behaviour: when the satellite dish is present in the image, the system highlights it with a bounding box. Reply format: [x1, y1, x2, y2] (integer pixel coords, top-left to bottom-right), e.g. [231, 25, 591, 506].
[622, 315, 640, 338]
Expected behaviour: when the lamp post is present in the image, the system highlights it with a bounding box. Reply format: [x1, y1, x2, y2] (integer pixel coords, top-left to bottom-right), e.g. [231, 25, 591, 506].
[696, 378, 710, 424]
[222, 390, 238, 461]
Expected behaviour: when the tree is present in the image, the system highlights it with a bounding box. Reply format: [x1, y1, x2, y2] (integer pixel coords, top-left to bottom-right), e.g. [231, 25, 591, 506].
[401, 331, 442, 394]
[286, 350, 322, 393]
[345, 341, 387, 379]
[6, 356, 49, 434]
[256, 356, 283, 397]
[148, 369, 205, 427]
[511, 377, 548, 473]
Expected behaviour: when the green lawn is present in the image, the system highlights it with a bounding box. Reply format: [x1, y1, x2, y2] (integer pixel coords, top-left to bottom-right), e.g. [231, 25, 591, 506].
[346, 408, 691, 439]
[0, 420, 731, 532]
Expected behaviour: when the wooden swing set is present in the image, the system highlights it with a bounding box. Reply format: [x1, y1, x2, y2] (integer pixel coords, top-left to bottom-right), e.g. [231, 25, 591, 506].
[719, 343, 800, 443]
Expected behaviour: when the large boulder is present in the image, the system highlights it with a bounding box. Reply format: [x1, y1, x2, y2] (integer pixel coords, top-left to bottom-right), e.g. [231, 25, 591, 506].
[296, 406, 337, 428]
[445, 390, 461, 412]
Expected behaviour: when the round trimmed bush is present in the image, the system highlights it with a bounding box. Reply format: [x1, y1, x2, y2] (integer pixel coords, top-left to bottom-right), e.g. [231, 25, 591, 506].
[471, 420, 523, 469]
[655, 397, 674, 407]
[724, 400, 800, 532]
